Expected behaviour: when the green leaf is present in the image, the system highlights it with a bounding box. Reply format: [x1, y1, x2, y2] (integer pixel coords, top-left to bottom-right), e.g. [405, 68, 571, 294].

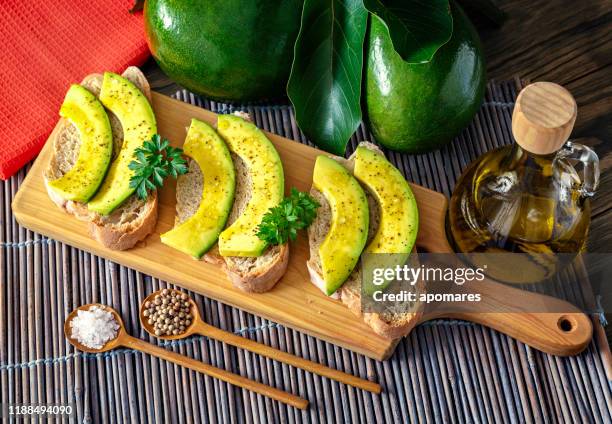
[363, 0, 453, 63]
[135, 181, 148, 200]
[287, 0, 368, 155]
[256, 189, 320, 245]
[127, 134, 188, 200]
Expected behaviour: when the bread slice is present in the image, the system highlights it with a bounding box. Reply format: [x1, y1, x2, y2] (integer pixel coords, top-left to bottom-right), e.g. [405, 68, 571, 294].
[43, 67, 157, 250]
[307, 142, 420, 339]
[171, 113, 288, 292]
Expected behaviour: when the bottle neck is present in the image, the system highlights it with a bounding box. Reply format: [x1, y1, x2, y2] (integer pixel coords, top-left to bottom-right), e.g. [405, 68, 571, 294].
[509, 143, 556, 173]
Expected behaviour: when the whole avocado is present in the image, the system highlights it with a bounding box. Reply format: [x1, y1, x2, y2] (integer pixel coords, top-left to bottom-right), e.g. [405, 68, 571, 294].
[365, 3, 486, 153]
[144, 0, 302, 101]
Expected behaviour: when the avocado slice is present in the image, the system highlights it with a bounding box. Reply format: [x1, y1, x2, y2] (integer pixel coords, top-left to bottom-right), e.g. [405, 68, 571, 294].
[354, 146, 418, 254]
[48, 84, 113, 202]
[161, 119, 236, 258]
[87, 72, 157, 215]
[314, 155, 369, 295]
[353, 146, 419, 295]
[217, 115, 284, 257]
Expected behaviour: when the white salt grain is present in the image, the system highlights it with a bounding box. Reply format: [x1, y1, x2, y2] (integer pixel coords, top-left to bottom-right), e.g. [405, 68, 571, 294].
[69, 306, 119, 349]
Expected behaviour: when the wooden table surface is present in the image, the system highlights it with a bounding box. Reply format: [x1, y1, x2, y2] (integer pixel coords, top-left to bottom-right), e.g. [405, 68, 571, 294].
[141, 0, 612, 342]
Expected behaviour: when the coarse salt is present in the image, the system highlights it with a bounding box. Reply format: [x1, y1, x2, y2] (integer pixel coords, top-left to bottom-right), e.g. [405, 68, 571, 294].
[69, 306, 119, 350]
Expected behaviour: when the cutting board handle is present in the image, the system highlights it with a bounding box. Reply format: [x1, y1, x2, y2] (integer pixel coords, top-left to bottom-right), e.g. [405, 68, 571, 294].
[418, 201, 592, 356]
[422, 279, 593, 356]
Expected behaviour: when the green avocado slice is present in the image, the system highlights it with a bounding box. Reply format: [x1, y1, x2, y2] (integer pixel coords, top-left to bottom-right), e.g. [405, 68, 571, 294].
[48, 84, 113, 202]
[353, 146, 418, 255]
[353, 146, 418, 296]
[217, 114, 284, 257]
[314, 155, 369, 295]
[161, 119, 236, 258]
[87, 72, 157, 215]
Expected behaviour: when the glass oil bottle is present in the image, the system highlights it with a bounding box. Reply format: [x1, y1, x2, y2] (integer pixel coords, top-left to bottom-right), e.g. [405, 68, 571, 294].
[447, 82, 599, 282]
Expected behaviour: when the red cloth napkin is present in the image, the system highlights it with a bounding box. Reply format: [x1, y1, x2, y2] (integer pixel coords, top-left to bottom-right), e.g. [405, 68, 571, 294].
[0, 0, 149, 180]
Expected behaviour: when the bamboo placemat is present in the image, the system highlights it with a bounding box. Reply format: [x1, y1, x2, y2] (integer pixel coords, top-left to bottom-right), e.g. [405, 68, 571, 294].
[1, 80, 611, 423]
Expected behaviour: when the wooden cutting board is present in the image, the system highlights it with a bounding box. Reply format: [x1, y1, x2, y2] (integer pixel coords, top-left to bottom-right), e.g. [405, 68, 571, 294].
[12, 93, 449, 360]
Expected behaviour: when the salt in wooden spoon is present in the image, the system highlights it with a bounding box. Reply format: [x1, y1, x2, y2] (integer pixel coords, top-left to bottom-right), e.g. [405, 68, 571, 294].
[65, 304, 309, 409]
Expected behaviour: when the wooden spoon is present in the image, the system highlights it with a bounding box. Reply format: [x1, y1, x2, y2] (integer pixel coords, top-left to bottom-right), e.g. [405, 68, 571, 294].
[140, 289, 381, 393]
[65, 304, 309, 409]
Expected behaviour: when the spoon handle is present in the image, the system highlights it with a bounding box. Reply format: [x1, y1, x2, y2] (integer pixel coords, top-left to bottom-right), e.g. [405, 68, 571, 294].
[194, 320, 381, 393]
[121, 334, 308, 409]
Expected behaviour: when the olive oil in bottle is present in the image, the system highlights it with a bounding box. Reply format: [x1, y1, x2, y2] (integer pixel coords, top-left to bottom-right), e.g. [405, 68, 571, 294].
[447, 82, 599, 281]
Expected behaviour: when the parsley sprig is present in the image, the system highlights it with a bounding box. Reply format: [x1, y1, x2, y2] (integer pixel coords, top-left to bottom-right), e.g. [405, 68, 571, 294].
[128, 134, 188, 200]
[257, 188, 320, 245]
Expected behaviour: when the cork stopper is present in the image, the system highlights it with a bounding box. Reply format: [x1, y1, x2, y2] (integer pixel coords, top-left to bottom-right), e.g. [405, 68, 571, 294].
[512, 82, 577, 155]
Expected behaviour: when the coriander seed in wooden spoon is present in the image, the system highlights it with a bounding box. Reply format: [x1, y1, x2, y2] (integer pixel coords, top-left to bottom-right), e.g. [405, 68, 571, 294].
[140, 289, 381, 394]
